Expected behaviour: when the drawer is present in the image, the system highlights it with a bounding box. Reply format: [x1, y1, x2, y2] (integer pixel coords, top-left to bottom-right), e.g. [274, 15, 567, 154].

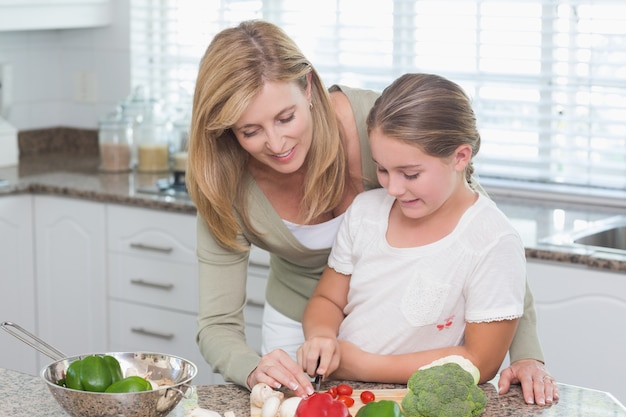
[108, 253, 198, 313]
[107, 204, 196, 263]
[108, 300, 213, 385]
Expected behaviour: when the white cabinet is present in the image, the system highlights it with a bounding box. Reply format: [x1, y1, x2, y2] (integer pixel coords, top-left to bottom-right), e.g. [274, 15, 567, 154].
[0, 193, 270, 385]
[0, 0, 111, 31]
[527, 260, 626, 404]
[106, 205, 218, 385]
[0, 194, 37, 375]
[34, 195, 107, 369]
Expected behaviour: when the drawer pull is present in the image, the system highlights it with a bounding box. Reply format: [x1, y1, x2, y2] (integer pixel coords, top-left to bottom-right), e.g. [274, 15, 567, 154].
[130, 279, 174, 291]
[247, 299, 265, 308]
[130, 242, 173, 254]
[131, 327, 174, 340]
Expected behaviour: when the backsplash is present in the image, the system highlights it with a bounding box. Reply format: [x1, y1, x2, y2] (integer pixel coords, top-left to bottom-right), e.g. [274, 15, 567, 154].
[18, 127, 98, 157]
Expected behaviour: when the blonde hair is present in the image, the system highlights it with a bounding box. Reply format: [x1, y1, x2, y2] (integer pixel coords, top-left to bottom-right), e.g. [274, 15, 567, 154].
[366, 73, 480, 184]
[186, 20, 346, 250]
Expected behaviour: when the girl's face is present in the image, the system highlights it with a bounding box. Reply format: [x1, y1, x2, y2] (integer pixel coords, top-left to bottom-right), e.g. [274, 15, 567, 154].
[232, 77, 313, 175]
[369, 127, 469, 220]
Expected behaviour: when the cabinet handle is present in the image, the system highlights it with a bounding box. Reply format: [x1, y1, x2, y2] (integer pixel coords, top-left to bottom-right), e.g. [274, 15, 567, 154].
[130, 242, 173, 254]
[131, 327, 175, 340]
[130, 279, 174, 291]
[247, 299, 265, 308]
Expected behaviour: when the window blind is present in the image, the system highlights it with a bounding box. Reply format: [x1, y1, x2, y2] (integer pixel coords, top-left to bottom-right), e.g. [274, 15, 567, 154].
[131, 0, 626, 191]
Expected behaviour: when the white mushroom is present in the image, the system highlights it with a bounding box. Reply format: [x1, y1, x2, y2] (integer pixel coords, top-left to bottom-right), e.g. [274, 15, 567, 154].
[250, 383, 285, 408]
[261, 395, 281, 417]
[223, 412, 236, 417]
[278, 397, 302, 417]
[186, 406, 222, 417]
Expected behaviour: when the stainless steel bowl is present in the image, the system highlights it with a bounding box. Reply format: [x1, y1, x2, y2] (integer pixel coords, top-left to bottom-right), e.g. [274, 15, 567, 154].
[41, 352, 197, 417]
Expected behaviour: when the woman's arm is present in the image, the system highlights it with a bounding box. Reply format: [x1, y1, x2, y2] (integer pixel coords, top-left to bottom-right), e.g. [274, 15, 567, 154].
[509, 281, 544, 362]
[195, 216, 260, 388]
[332, 319, 519, 384]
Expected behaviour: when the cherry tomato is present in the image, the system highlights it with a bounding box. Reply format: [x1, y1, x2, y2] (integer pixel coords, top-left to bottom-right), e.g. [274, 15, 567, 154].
[337, 394, 355, 407]
[360, 390, 375, 404]
[336, 383, 353, 396]
[326, 386, 338, 398]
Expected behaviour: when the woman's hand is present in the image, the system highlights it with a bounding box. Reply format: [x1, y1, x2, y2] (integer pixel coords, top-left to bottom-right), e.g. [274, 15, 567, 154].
[247, 349, 315, 398]
[498, 359, 559, 405]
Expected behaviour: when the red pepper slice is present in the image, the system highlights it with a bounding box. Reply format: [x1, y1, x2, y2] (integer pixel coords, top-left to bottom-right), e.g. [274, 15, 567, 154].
[295, 392, 351, 417]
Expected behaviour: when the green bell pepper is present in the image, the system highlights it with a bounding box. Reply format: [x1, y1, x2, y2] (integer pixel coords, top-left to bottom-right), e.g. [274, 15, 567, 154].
[355, 400, 406, 417]
[63, 355, 124, 392]
[105, 376, 152, 393]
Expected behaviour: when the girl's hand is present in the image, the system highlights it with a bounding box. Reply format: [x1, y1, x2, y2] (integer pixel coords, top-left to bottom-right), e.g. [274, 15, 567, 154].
[247, 349, 315, 398]
[297, 336, 341, 383]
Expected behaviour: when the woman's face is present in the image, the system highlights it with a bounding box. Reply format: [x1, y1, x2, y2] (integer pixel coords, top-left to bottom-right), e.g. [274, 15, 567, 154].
[232, 78, 313, 175]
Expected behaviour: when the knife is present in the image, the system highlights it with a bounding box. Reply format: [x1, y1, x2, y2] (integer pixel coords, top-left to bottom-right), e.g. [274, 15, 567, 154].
[314, 357, 322, 391]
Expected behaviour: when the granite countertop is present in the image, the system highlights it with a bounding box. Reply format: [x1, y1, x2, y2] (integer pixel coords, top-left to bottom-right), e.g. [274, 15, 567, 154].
[2, 150, 626, 272]
[1, 368, 625, 417]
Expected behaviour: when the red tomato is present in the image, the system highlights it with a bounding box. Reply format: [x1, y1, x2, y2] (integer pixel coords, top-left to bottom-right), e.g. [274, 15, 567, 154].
[336, 383, 353, 396]
[360, 390, 375, 404]
[326, 386, 338, 398]
[337, 394, 355, 407]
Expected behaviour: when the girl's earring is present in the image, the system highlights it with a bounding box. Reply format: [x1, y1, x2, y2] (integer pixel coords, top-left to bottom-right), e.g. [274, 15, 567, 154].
[309, 102, 313, 110]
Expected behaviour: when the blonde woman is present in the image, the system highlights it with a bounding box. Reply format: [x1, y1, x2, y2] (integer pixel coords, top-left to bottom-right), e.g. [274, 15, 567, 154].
[187, 20, 557, 405]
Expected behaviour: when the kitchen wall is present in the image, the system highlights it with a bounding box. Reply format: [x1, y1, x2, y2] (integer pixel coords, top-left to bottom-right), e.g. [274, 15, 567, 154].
[0, 1, 130, 131]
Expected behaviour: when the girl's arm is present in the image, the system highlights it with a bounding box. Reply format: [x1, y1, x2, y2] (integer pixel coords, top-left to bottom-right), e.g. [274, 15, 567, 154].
[299, 266, 351, 378]
[333, 319, 519, 385]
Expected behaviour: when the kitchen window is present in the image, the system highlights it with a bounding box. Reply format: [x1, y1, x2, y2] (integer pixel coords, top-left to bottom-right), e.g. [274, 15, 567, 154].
[131, 0, 626, 198]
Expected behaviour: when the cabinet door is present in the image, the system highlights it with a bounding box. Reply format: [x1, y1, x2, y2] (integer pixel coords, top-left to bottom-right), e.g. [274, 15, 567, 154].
[34, 196, 106, 368]
[0, 0, 111, 31]
[527, 260, 626, 405]
[0, 195, 37, 375]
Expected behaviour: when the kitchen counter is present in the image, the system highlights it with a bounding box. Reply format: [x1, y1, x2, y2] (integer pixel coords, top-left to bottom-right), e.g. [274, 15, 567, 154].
[1, 367, 625, 417]
[1, 152, 626, 272]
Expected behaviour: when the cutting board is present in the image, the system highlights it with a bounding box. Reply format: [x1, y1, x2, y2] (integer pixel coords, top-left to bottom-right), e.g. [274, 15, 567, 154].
[250, 388, 408, 416]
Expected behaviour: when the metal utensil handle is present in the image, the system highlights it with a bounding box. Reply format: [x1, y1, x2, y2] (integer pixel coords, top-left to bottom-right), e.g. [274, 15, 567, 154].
[0, 321, 67, 361]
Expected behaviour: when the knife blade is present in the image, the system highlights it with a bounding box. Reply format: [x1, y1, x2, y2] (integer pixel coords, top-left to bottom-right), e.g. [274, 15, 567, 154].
[314, 357, 322, 391]
[314, 373, 321, 392]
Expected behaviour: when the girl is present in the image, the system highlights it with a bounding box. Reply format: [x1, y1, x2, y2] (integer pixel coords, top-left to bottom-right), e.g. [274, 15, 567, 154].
[298, 73, 527, 385]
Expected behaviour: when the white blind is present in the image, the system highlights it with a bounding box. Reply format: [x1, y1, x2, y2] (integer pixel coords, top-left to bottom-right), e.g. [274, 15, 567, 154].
[131, 0, 626, 191]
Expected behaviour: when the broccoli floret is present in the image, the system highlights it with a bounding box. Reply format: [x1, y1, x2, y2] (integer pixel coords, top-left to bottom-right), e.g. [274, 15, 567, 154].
[468, 382, 487, 416]
[401, 362, 487, 417]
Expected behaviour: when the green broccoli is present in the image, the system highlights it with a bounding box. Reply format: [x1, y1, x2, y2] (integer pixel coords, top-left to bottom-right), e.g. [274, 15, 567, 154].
[401, 362, 487, 417]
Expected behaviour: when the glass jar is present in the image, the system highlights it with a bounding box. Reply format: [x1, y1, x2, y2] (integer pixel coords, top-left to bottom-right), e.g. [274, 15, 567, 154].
[135, 110, 170, 173]
[98, 108, 133, 172]
[121, 87, 170, 173]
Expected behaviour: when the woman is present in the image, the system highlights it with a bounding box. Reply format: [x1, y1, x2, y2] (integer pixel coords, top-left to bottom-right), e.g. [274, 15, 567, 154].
[186, 19, 557, 405]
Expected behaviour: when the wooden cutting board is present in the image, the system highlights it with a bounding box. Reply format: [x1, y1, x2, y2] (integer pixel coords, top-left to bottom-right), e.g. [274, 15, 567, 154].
[250, 388, 408, 416]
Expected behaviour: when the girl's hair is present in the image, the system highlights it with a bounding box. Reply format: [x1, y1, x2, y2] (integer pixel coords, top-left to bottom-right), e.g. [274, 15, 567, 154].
[366, 73, 480, 184]
[186, 20, 346, 250]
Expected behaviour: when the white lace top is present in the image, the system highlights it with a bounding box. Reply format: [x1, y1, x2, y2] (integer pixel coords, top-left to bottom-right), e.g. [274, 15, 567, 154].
[329, 189, 526, 355]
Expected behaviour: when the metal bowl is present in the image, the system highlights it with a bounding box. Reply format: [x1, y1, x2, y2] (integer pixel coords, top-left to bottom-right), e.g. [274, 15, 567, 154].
[41, 352, 197, 417]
